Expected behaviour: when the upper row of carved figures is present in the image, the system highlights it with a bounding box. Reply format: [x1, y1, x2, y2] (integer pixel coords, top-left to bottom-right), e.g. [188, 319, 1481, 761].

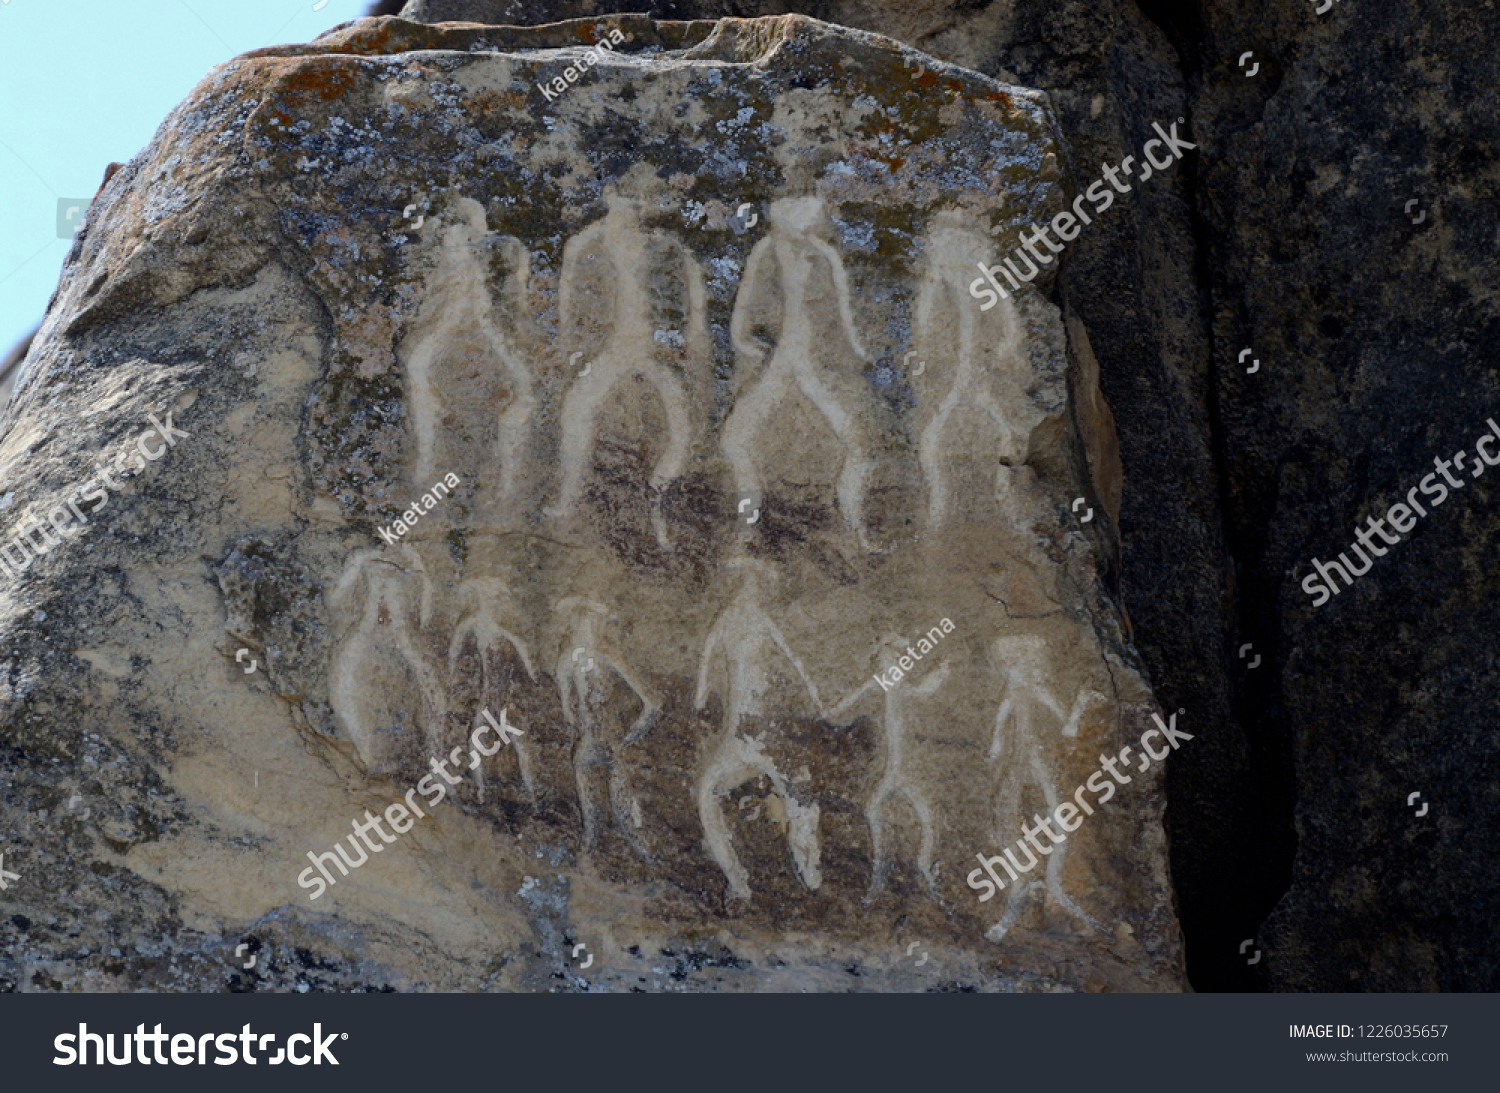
[399, 195, 1045, 550]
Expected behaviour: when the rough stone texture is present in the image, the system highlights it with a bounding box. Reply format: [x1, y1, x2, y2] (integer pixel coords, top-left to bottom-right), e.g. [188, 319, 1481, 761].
[390, 0, 1500, 992]
[400, 2, 1261, 994]
[0, 15, 1185, 992]
[1189, 0, 1500, 993]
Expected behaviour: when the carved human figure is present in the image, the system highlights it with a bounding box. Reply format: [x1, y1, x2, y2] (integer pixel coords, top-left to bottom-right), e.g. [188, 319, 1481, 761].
[401, 197, 534, 512]
[914, 210, 1033, 527]
[983, 633, 1110, 940]
[694, 559, 826, 900]
[829, 635, 948, 901]
[447, 577, 537, 804]
[327, 547, 444, 773]
[723, 196, 877, 548]
[551, 191, 704, 547]
[555, 594, 660, 855]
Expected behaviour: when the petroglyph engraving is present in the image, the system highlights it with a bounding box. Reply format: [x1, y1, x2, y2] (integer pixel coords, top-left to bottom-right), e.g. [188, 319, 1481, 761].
[448, 577, 537, 803]
[328, 548, 444, 773]
[984, 633, 1110, 939]
[695, 560, 825, 899]
[914, 212, 1034, 527]
[401, 198, 535, 514]
[551, 191, 705, 547]
[556, 595, 659, 854]
[831, 636, 948, 900]
[723, 196, 878, 548]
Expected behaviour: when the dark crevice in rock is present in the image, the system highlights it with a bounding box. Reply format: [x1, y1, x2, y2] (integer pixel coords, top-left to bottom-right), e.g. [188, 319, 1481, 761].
[1125, 0, 1299, 993]
[1135, 0, 1206, 76]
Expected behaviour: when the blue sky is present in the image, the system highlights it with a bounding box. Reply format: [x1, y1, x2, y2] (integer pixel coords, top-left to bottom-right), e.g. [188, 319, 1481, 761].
[0, 0, 376, 358]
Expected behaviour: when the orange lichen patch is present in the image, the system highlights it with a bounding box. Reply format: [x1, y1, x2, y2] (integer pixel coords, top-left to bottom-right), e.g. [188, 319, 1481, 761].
[94, 162, 125, 198]
[986, 88, 1014, 111]
[280, 59, 362, 103]
[247, 19, 503, 61]
[465, 88, 527, 114]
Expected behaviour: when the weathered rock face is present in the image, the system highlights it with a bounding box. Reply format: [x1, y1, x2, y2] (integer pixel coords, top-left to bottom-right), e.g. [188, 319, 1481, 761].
[0, 15, 1184, 991]
[393, 1, 1500, 994]
[401, 0, 1259, 992]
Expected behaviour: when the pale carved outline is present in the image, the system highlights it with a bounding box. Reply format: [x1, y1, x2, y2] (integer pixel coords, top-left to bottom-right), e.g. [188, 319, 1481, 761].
[914, 210, 1031, 528]
[723, 196, 878, 549]
[830, 635, 948, 902]
[694, 560, 826, 900]
[327, 546, 445, 772]
[984, 633, 1109, 940]
[402, 198, 535, 510]
[551, 192, 705, 548]
[555, 594, 660, 856]
[447, 576, 538, 804]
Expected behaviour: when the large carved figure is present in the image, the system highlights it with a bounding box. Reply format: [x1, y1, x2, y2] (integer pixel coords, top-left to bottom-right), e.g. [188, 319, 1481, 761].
[723, 196, 877, 548]
[694, 559, 826, 900]
[401, 198, 534, 512]
[913, 211, 1033, 527]
[551, 191, 705, 547]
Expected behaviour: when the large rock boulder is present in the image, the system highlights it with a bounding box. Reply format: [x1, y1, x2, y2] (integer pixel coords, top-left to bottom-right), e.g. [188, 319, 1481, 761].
[0, 14, 1184, 992]
[397, 0, 1500, 994]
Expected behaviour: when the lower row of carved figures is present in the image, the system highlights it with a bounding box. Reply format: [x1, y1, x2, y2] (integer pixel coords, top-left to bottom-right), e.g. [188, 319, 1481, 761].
[330, 548, 1111, 934]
